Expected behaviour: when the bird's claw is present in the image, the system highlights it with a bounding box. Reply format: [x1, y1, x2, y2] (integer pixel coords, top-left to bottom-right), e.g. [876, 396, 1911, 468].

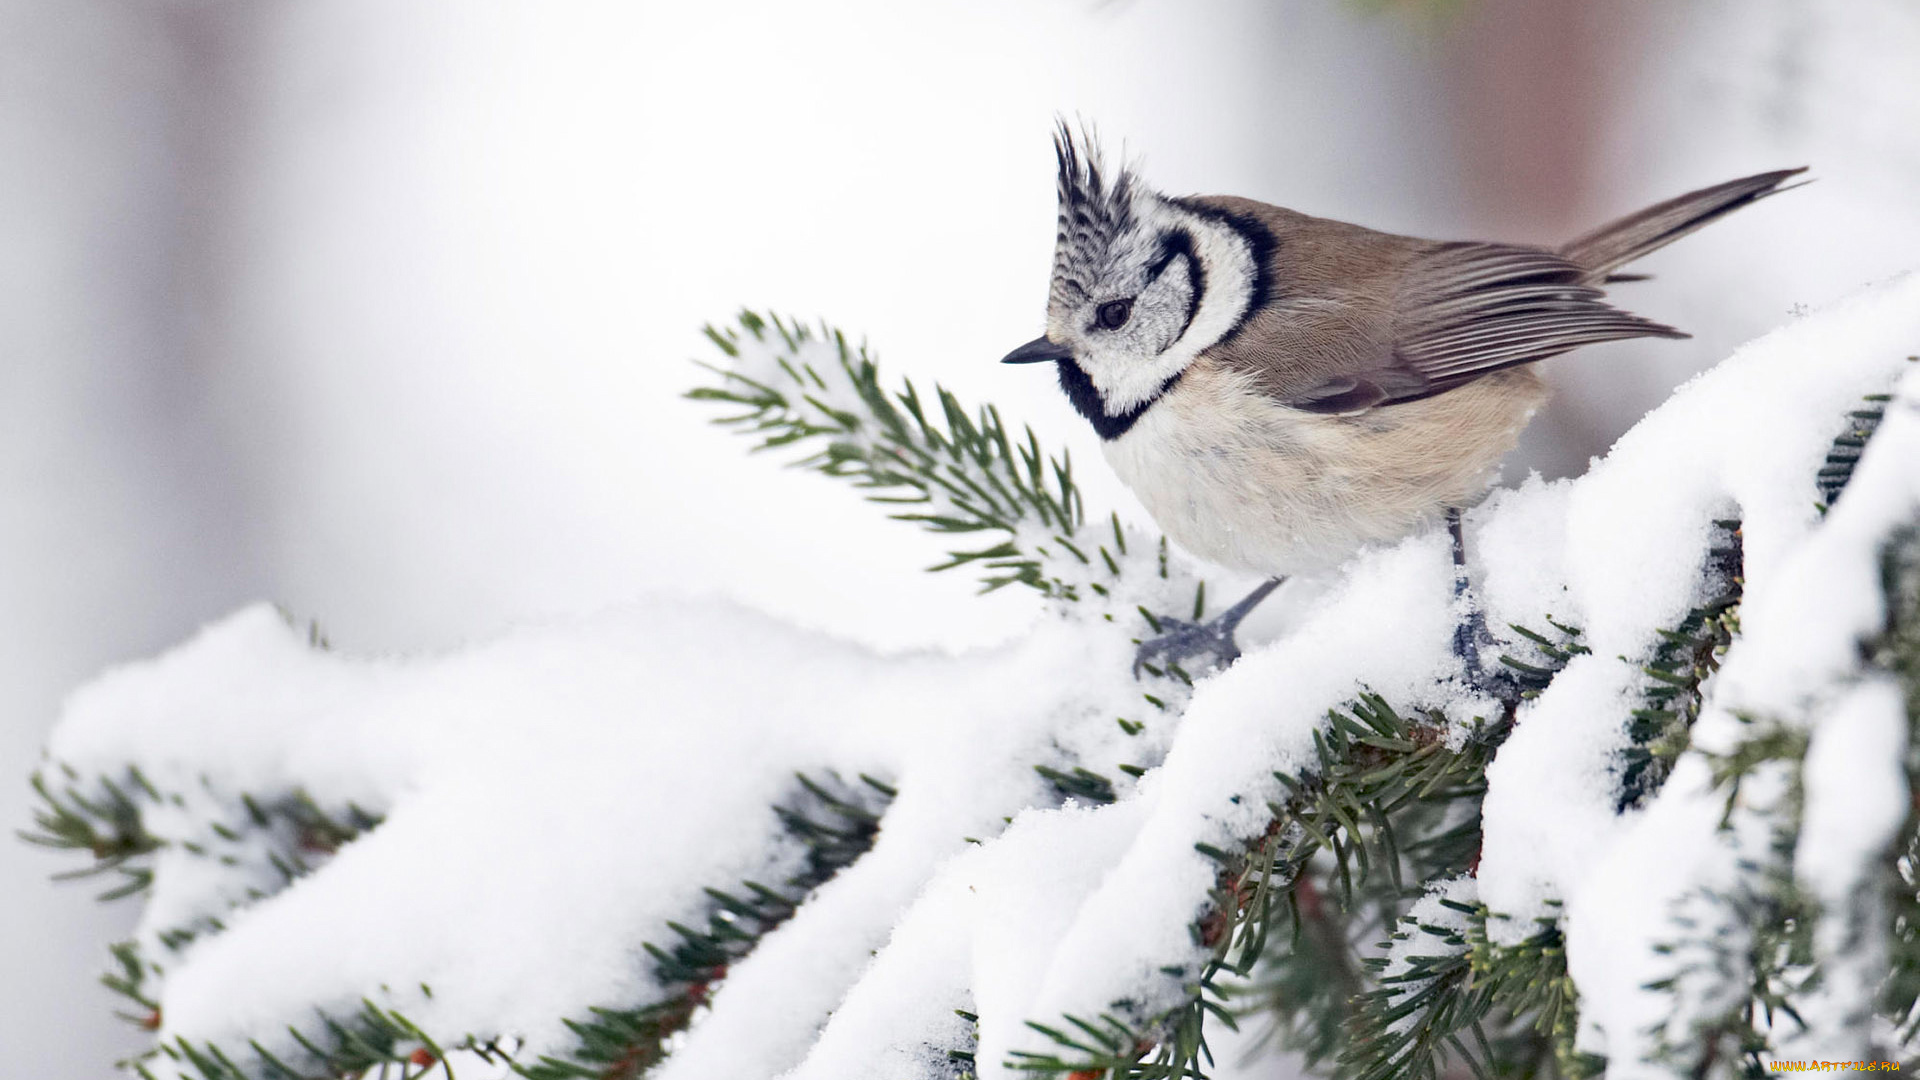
[1133, 577, 1286, 681]
[1132, 615, 1242, 680]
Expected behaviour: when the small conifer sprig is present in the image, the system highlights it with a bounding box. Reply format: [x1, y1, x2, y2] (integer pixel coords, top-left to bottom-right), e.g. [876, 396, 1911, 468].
[1618, 521, 1743, 812]
[1342, 888, 1488, 1080]
[687, 311, 1200, 621]
[21, 765, 384, 906]
[131, 1000, 511, 1080]
[21, 765, 164, 901]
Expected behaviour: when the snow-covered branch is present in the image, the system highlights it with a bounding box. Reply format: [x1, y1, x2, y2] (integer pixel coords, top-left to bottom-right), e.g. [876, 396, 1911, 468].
[23, 277, 1920, 1080]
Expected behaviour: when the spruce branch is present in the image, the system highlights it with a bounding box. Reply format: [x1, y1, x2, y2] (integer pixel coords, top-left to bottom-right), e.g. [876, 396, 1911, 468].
[1012, 694, 1517, 1080]
[687, 311, 1200, 618]
[1496, 618, 1591, 698]
[1466, 910, 1603, 1079]
[130, 999, 511, 1080]
[1342, 892, 1491, 1080]
[1632, 375, 1920, 1070]
[21, 765, 162, 901]
[93, 769, 894, 1080]
[1015, 513, 1779, 1079]
[1816, 395, 1893, 514]
[23, 765, 382, 911]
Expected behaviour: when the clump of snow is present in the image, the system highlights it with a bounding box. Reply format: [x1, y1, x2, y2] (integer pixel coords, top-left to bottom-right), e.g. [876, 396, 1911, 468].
[1783, 677, 1909, 1059]
[779, 797, 1154, 1080]
[42, 596, 1168, 1075]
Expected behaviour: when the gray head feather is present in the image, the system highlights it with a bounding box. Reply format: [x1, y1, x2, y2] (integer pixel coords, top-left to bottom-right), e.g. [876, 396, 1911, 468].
[1052, 123, 1139, 310]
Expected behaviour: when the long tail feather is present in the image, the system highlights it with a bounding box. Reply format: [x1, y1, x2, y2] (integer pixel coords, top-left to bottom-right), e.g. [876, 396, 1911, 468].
[1560, 168, 1808, 278]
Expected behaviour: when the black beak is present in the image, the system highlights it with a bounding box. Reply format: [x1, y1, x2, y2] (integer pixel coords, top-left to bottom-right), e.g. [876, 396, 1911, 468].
[1000, 336, 1074, 365]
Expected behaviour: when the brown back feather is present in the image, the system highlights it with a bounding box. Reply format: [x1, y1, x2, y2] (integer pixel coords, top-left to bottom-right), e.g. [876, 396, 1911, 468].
[1198, 169, 1803, 415]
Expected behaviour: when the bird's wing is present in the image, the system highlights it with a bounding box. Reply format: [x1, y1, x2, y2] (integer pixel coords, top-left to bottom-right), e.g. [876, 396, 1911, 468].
[1280, 241, 1685, 415]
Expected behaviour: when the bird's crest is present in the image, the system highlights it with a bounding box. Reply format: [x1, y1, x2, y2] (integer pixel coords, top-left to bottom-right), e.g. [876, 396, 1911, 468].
[1051, 121, 1139, 311]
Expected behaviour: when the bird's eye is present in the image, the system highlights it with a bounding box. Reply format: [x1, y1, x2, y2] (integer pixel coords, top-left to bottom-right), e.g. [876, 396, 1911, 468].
[1097, 298, 1134, 330]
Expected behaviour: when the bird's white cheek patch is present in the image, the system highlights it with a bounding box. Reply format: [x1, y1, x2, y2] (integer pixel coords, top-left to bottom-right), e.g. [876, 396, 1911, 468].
[1085, 349, 1193, 416]
[1088, 204, 1255, 417]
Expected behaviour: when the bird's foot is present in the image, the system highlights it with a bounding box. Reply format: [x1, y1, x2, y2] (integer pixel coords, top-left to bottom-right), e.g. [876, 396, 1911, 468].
[1451, 604, 1515, 698]
[1446, 507, 1520, 701]
[1133, 615, 1242, 680]
[1132, 578, 1284, 680]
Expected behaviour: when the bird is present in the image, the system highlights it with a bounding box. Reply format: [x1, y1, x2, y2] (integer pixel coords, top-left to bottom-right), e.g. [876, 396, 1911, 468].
[1002, 123, 1804, 678]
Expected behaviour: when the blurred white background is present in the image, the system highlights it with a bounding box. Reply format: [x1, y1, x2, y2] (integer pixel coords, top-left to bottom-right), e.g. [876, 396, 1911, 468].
[3, 0, 1915, 1074]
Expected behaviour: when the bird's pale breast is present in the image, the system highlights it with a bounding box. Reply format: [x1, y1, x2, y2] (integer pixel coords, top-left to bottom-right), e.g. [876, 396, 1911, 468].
[1101, 359, 1548, 576]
